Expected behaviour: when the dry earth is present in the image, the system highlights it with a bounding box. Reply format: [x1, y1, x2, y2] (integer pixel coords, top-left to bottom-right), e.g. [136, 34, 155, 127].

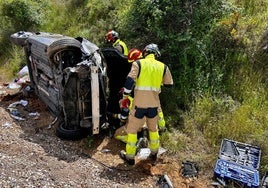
[0, 81, 217, 188]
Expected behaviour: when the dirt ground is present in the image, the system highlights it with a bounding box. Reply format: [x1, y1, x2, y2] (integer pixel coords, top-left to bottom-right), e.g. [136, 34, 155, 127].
[0, 81, 218, 187]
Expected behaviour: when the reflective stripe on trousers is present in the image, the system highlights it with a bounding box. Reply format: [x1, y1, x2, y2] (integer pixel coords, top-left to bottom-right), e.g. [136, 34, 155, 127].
[115, 135, 127, 143]
[149, 131, 159, 154]
[114, 126, 127, 143]
[126, 133, 137, 159]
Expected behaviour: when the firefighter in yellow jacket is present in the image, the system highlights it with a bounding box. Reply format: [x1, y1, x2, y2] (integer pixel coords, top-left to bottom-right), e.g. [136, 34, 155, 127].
[120, 44, 173, 165]
[105, 30, 129, 131]
[114, 48, 166, 143]
[105, 30, 128, 55]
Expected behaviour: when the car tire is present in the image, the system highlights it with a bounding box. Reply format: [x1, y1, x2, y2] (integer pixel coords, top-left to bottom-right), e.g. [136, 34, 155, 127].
[56, 121, 89, 141]
[47, 38, 82, 58]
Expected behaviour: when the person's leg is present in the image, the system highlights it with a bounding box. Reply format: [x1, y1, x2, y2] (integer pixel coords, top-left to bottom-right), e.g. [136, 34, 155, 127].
[114, 125, 127, 143]
[120, 108, 145, 165]
[147, 116, 159, 155]
[146, 107, 159, 161]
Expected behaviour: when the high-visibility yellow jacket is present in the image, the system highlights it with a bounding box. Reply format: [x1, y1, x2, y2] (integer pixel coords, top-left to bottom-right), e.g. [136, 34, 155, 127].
[113, 39, 128, 55]
[135, 55, 165, 93]
[124, 54, 173, 108]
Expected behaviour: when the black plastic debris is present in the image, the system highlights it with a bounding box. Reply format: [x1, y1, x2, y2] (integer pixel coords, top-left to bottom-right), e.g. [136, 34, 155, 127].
[181, 161, 199, 178]
[157, 174, 173, 188]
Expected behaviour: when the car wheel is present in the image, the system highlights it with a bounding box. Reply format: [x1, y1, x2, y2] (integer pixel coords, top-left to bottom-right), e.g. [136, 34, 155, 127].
[47, 38, 82, 58]
[56, 121, 89, 141]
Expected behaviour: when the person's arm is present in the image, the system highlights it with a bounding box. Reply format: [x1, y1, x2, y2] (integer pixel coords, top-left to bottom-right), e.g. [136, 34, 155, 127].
[162, 66, 173, 87]
[123, 61, 140, 95]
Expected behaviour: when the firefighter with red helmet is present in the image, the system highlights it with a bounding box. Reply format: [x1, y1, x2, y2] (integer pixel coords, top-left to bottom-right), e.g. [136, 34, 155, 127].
[127, 48, 143, 63]
[114, 48, 143, 142]
[105, 30, 128, 55]
[119, 44, 173, 165]
[105, 30, 129, 132]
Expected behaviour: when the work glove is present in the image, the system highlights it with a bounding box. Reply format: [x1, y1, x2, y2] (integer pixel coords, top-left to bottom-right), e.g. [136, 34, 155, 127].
[158, 111, 166, 132]
[119, 97, 130, 109]
[118, 94, 133, 123]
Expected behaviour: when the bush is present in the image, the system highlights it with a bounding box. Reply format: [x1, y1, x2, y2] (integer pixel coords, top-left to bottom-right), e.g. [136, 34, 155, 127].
[1, 0, 46, 31]
[0, 0, 47, 63]
[182, 91, 268, 166]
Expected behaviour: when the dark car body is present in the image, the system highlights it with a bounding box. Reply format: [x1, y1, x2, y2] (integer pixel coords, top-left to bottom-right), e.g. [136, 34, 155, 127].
[10, 31, 109, 140]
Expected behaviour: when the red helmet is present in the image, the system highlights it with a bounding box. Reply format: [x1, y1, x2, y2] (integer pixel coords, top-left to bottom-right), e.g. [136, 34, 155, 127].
[127, 48, 142, 63]
[105, 30, 119, 43]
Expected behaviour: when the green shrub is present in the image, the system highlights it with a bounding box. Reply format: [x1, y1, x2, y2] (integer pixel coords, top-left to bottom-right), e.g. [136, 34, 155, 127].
[0, 0, 48, 63]
[1, 0, 47, 31]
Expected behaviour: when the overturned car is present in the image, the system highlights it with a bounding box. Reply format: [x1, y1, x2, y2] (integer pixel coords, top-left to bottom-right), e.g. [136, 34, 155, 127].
[10, 31, 111, 140]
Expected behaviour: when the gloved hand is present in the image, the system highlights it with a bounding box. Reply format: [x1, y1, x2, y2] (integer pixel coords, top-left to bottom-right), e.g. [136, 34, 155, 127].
[119, 98, 130, 109]
[158, 111, 166, 133]
[118, 95, 132, 124]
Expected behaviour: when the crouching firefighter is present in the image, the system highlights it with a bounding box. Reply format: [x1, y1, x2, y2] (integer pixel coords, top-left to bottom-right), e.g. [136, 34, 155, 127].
[119, 44, 173, 165]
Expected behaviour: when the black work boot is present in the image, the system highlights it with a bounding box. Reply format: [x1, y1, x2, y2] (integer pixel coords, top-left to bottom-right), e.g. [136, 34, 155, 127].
[149, 153, 158, 166]
[149, 153, 157, 161]
[120, 150, 135, 166]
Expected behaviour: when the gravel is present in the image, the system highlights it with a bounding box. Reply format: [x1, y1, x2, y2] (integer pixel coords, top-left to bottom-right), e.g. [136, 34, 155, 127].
[0, 88, 158, 188]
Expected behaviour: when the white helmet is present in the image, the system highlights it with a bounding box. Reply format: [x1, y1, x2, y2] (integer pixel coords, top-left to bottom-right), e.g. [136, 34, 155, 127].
[142, 43, 161, 57]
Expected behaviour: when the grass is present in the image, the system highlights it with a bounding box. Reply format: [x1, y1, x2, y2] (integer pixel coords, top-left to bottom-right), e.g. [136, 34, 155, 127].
[0, 45, 26, 82]
[166, 84, 268, 173]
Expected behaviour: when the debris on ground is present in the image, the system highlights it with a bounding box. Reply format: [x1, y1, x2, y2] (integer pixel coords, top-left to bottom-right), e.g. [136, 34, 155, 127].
[2, 122, 13, 128]
[6, 82, 21, 89]
[7, 100, 28, 121]
[137, 147, 167, 160]
[47, 116, 58, 129]
[18, 65, 29, 78]
[157, 174, 174, 188]
[14, 75, 30, 84]
[181, 161, 199, 178]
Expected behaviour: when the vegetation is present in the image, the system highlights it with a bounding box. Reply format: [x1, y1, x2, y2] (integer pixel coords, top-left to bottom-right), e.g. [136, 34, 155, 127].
[0, 0, 267, 174]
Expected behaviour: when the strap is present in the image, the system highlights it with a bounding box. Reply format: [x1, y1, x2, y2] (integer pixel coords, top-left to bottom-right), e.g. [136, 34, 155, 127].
[163, 64, 167, 77]
[136, 60, 141, 78]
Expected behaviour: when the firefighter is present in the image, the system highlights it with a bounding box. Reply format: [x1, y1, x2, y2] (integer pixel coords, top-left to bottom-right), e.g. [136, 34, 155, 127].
[105, 30, 128, 55]
[127, 48, 143, 63]
[105, 30, 129, 132]
[114, 48, 166, 143]
[119, 44, 173, 165]
[114, 48, 142, 143]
